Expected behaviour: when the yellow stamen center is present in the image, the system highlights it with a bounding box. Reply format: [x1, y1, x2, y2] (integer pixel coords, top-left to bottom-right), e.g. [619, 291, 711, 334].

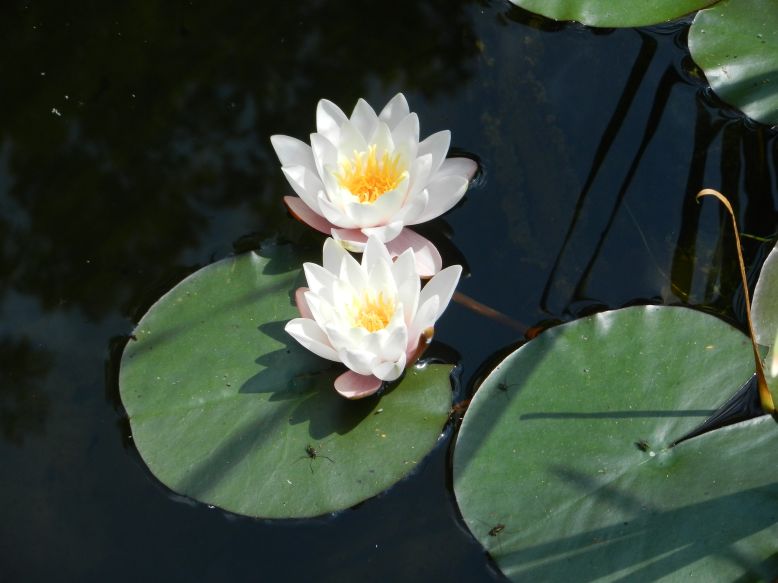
[335, 145, 405, 204]
[350, 291, 395, 332]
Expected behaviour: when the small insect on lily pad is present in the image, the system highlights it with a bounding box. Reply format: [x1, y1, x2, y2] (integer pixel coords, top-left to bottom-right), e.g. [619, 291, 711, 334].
[119, 242, 453, 518]
[454, 305, 778, 581]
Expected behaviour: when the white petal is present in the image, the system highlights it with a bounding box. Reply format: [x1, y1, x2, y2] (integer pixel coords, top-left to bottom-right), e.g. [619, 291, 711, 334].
[391, 249, 420, 322]
[437, 157, 478, 181]
[379, 93, 410, 129]
[322, 237, 351, 274]
[408, 175, 468, 224]
[378, 313, 408, 362]
[396, 187, 428, 225]
[339, 348, 377, 376]
[391, 113, 419, 162]
[419, 265, 462, 321]
[361, 221, 404, 244]
[418, 130, 450, 176]
[408, 296, 440, 344]
[339, 248, 368, 290]
[305, 292, 337, 328]
[350, 98, 379, 142]
[407, 153, 433, 198]
[342, 177, 408, 227]
[318, 192, 356, 228]
[270, 135, 315, 170]
[366, 254, 398, 299]
[303, 262, 339, 296]
[362, 235, 393, 271]
[336, 120, 368, 159]
[373, 354, 406, 382]
[317, 99, 348, 143]
[285, 318, 340, 361]
[310, 133, 338, 182]
[280, 165, 325, 211]
[371, 122, 395, 158]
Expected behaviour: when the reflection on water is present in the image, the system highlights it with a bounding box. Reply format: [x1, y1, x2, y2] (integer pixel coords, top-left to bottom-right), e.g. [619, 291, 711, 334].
[0, 0, 776, 581]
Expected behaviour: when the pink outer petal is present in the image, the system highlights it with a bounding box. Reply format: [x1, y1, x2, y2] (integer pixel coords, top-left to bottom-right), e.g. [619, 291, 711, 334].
[294, 287, 313, 319]
[284, 196, 334, 235]
[334, 370, 383, 399]
[385, 229, 442, 277]
[406, 327, 434, 366]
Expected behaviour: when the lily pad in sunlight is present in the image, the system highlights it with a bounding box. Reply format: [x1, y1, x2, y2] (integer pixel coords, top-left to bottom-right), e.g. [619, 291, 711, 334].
[506, 0, 716, 28]
[119, 242, 453, 518]
[689, 0, 778, 126]
[454, 305, 778, 581]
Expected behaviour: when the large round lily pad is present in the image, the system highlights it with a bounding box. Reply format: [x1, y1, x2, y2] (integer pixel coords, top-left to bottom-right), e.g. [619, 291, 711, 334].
[689, 0, 778, 126]
[119, 242, 453, 518]
[506, 0, 717, 28]
[454, 305, 778, 581]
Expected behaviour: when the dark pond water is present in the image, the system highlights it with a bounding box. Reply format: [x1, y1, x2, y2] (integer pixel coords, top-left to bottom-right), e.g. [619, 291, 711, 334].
[2, 1, 776, 581]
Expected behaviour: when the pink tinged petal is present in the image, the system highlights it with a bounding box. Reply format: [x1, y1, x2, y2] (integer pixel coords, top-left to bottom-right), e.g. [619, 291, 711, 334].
[437, 157, 478, 181]
[294, 287, 313, 319]
[350, 98, 379, 142]
[270, 135, 315, 170]
[285, 318, 340, 361]
[310, 133, 338, 181]
[390, 113, 420, 161]
[304, 292, 337, 328]
[406, 327, 434, 365]
[283, 196, 333, 235]
[409, 175, 469, 225]
[339, 348, 377, 376]
[418, 130, 451, 176]
[317, 99, 348, 143]
[280, 165, 325, 211]
[373, 354, 406, 382]
[361, 221, 404, 244]
[378, 93, 410, 130]
[334, 370, 383, 399]
[318, 192, 357, 228]
[331, 228, 368, 252]
[420, 265, 462, 321]
[336, 120, 369, 159]
[303, 262, 339, 296]
[385, 229, 442, 277]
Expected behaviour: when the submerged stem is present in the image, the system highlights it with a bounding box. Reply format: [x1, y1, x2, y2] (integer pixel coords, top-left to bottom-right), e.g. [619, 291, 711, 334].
[696, 188, 776, 414]
[452, 292, 526, 333]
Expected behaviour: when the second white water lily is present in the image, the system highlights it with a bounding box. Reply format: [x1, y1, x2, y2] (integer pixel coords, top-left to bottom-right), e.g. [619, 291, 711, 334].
[271, 93, 477, 276]
[285, 237, 461, 399]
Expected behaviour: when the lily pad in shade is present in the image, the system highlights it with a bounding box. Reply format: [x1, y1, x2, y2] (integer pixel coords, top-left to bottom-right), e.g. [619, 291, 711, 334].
[454, 305, 778, 581]
[689, 0, 778, 126]
[506, 0, 717, 28]
[119, 242, 453, 518]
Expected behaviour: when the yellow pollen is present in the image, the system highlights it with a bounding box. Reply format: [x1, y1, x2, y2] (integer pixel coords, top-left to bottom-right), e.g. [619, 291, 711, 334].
[335, 145, 405, 204]
[350, 291, 395, 332]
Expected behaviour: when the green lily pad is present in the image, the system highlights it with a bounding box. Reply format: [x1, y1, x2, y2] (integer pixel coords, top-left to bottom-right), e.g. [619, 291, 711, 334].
[454, 305, 778, 581]
[506, 0, 717, 28]
[119, 242, 453, 518]
[689, 0, 778, 126]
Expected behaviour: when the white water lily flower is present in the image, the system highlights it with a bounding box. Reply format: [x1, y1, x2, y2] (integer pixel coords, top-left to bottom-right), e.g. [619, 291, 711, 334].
[271, 93, 477, 276]
[285, 236, 461, 399]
